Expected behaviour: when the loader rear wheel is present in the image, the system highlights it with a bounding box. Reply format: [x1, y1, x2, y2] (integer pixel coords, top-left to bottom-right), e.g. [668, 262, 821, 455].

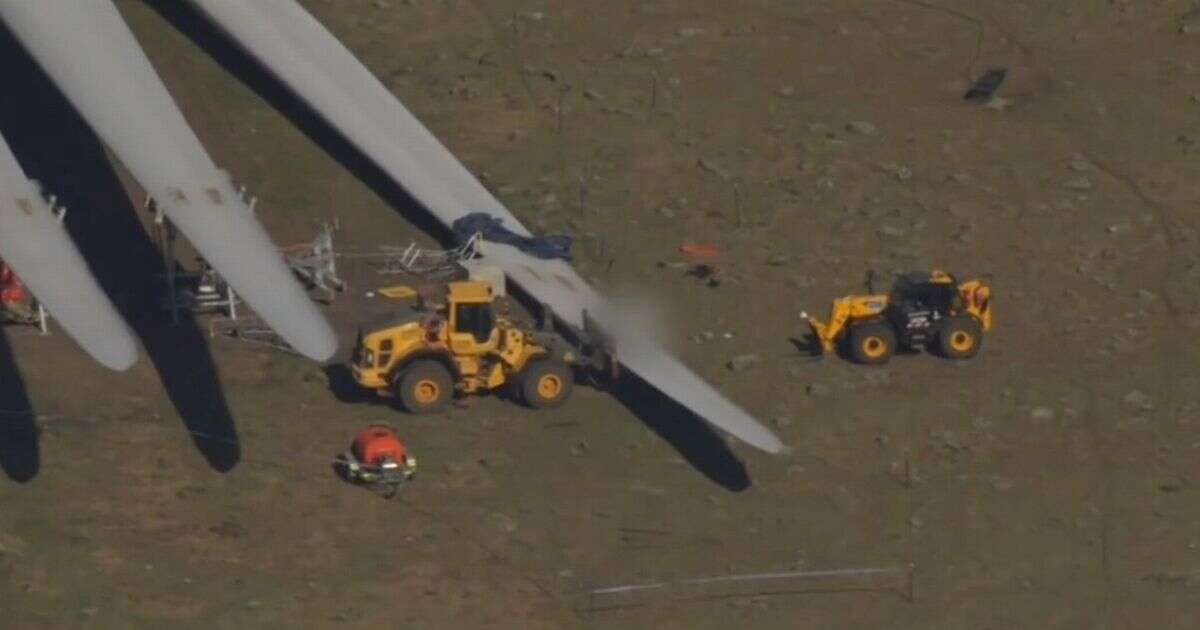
[395, 360, 453, 414]
[848, 321, 896, 365]
[518, 360, 574, 409]
[938, 316, 983, 360]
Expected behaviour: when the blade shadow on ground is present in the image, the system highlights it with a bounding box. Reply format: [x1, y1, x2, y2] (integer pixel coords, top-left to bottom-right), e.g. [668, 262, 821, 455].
[608, 369, 752, 492]
[0, 23, 240, 473]
[0, 330, 37, 483]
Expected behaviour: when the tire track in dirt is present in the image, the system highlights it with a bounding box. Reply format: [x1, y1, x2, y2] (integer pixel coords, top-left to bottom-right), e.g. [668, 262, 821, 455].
[1075, 151, 1193, 628]
[883, 0, 985, 82]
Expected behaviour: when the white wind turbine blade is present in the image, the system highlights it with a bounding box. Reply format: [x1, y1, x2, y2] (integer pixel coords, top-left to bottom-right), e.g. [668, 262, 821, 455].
[0, 0, 337, 362]
[0, 133, 139, 371]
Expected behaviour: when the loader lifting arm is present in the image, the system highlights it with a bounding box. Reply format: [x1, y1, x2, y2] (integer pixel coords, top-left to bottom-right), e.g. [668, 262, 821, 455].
[801, 295, 889, 354]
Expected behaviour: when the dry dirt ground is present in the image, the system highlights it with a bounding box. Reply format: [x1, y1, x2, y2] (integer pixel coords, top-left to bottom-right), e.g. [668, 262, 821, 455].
[3, 0, 1200, 627]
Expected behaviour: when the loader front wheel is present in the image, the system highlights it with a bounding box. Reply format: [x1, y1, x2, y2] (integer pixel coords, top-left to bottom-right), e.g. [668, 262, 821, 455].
[938, 316, 983, 360]
[395, 360, 453, 414]
[848, 321, 896, 365]
[518, 360, 574, 409]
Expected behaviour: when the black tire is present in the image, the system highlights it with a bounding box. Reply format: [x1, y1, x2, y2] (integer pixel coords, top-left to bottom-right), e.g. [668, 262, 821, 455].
[847, 321, 896, 365]
[937, 316, 983, 360]
[518, 359, 574, 409]
[394, 359, 453, 413]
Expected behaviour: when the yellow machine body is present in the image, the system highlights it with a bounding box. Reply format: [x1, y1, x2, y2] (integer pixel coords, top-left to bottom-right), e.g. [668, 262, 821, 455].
[804, 270, 993, 361]
[352, 281, 574, 409]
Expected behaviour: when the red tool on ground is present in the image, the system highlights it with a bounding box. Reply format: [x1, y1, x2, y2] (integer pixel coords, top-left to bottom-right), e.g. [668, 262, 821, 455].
[678, 243, 721, 259]
[340, 424, 417, 498]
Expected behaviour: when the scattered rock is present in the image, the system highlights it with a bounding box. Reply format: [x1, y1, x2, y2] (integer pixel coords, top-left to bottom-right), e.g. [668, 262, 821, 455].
[983, 96, 1011, 111]
[776, 86, 797, 98]
[677, 27, 705, 37]
[727, 354, 761, 372]
[246, 600, 261, 610]
[1107, 223, 1131, 234]
[1123, 390, 1154, 411]
[657, 206, 676, 219]
[697, 158, 731, 180]
[787, 276, 815, 289]
[938, 431, 965, 451]
[1062, 177, 1094, 191]
[991, 477, 1014, 491]
[583, 89, 602, 101]
[877, 225, 907, 238]
[771, 415, 793, 428]
[1030, 406, 1056, 421]
[570, 441, 589, 456]
[767, 254, 790, 266]
[845, 120, 876, 135]
[805, 382, 830, 397]
[1069, 157, 1092, 172]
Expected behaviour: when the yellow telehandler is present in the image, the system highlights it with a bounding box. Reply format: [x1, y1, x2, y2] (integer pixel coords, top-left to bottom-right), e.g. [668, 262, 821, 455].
[801, 270, 992, 365]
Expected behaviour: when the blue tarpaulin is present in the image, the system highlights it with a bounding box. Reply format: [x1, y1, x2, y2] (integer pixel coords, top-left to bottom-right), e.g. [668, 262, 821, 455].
[452, 212, 573, 261]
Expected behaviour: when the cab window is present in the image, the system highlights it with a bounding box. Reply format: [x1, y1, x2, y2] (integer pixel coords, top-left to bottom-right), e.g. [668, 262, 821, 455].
[455, 303, 494, 343]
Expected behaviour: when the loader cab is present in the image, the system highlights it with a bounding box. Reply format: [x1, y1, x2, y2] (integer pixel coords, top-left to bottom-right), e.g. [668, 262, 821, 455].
[890, 271, 961, 314]
[446, 281, 500, 354]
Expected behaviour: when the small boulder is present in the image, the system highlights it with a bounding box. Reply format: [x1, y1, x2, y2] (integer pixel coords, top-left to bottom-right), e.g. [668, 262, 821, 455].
[846, 120, 876, 135]
[727, 354, 761, 372]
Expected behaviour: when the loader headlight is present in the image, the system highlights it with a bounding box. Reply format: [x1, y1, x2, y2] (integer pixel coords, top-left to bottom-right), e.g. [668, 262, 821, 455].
[363, 349, 375, 367]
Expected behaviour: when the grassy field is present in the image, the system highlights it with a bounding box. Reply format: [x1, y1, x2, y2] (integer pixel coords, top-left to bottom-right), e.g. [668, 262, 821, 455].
[3, 1, 1200, 627]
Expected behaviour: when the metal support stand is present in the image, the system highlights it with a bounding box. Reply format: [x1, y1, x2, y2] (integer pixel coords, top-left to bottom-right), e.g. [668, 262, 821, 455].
[227, 284, 237, 320]
[148, 195, 240, 323]
[147, 197, 180, 325]
[284, 220, 347, 301]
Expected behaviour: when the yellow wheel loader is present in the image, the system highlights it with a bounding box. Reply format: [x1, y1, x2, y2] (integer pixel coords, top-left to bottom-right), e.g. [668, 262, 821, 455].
[351, 280, 614, 413]
[801, 270, 992, 365]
